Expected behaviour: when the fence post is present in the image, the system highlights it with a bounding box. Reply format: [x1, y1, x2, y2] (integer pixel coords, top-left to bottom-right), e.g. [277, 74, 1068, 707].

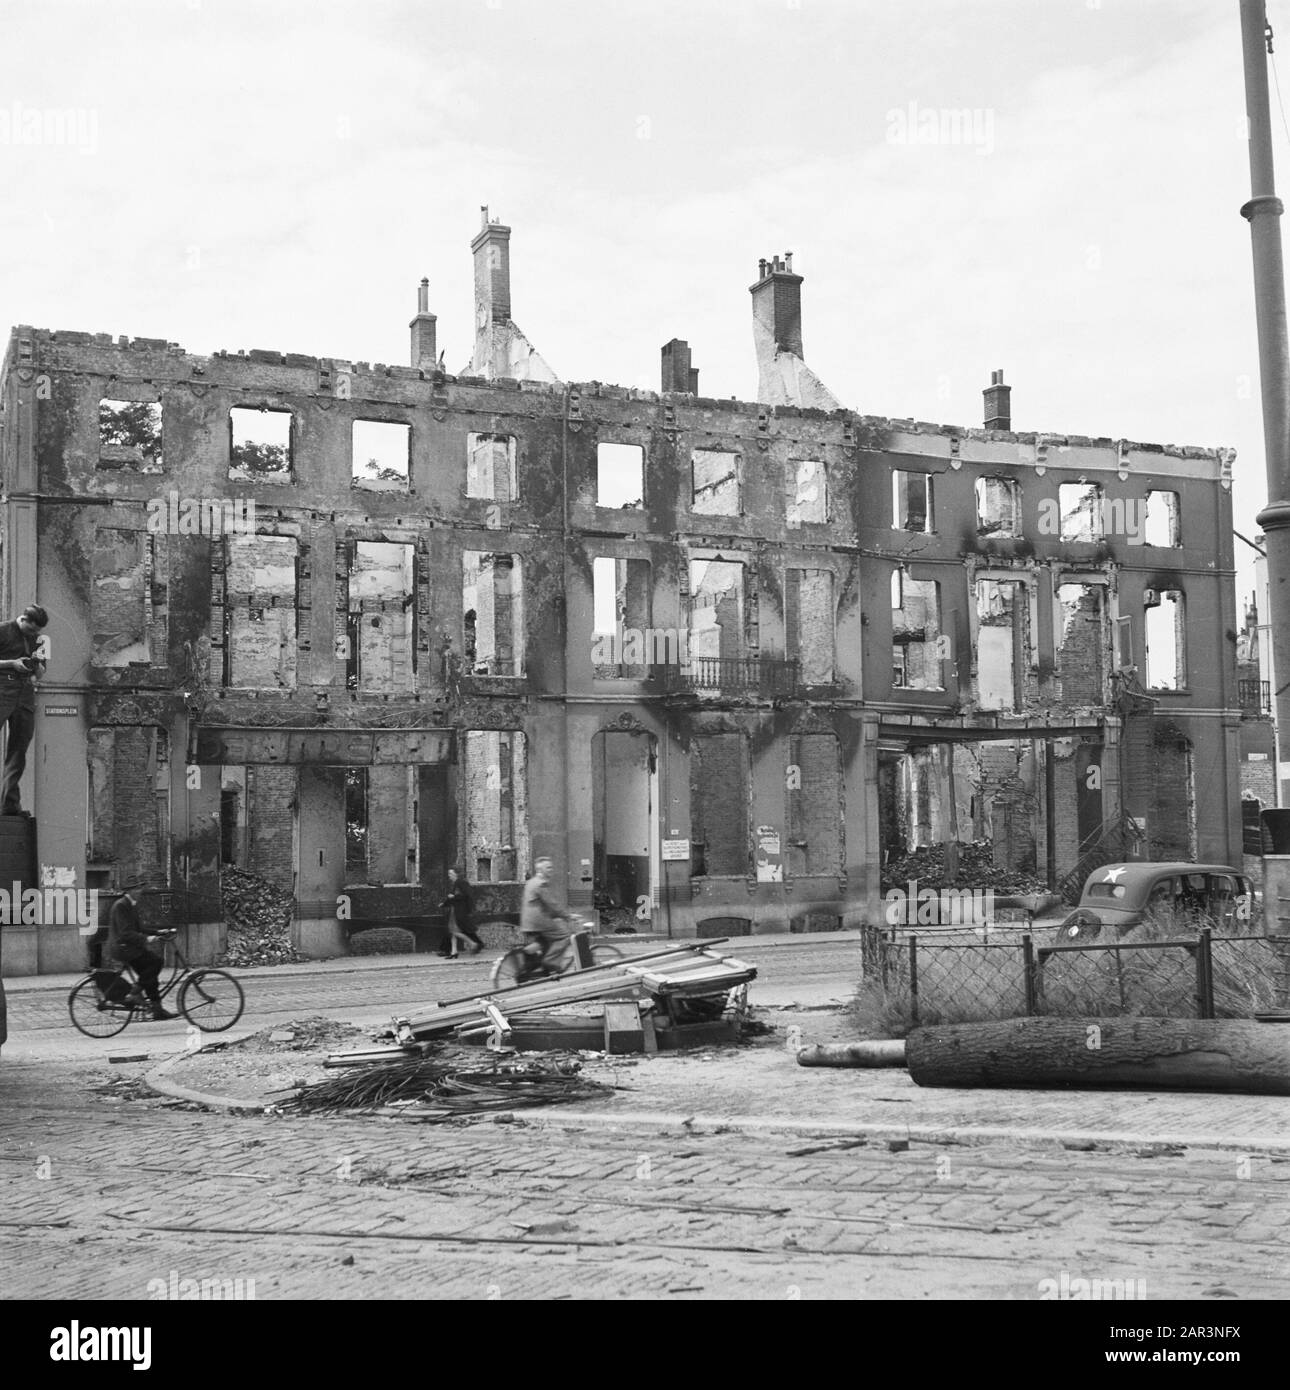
[1197, 927, 1214, 1019]
[909, 934, 919, 1026]
[1022, 933, 1037, 1016]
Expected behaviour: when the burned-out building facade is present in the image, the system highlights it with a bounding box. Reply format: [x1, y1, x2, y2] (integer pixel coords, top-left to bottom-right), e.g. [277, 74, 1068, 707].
[0, 215, 1244, 973]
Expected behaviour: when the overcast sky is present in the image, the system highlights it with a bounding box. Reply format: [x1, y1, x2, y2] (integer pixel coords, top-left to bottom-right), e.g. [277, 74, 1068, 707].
[1, 0, 1284, 599]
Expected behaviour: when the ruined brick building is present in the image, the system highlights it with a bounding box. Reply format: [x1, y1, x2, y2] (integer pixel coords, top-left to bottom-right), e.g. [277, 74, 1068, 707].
[0, 211, 1245, 972]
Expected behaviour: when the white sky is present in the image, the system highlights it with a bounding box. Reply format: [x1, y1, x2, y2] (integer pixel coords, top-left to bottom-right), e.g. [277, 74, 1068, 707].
[1, 0, 1285, 601]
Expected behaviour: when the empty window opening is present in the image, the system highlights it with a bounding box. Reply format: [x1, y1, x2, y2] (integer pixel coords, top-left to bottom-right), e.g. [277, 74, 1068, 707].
[347, 541, 415, 693]
[1059, 481, 1103, 542]
[975, 476, 1019, 536]
[1116, 614, 1133, 671]
[92, 529, 157, 668]
[690, 732, 747, 877]
[340, 765, 417, 884]
[99, 399, 162, 472]
[592, 556, 653, 677]
[892, 572, 941, 690]
[597, 442, 644, 508]
[344, 768, 368, 880]
[225, 535, 298, 689]
[692, 449, 742, 515]
[1144, 589, 1186, 690]
[1056, 582, 1107, 705]
[351, 419, 410, 491]
[220, 768, 248, 866]
[591, 730, 656, 917]
[893, 471, 933, 532]
[1143, 490, 1181, 547]
[787, 734, 843, 876]
[975, 578, 1025, 712]
[464, 730, 528, 882]
[463, 552, 524, 676]
[466, 432, 516, 501]
[787, 460, 827, 527]
[688, 558, 748, 661]
[86, 726, 170, 882]
[229, 407, 292, 483]
[786, 568, 835, 685]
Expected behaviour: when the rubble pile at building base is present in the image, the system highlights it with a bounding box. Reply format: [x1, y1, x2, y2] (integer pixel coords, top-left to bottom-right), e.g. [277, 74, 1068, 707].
[217, 867, 304, 968]
[880, 840, 1047, 895]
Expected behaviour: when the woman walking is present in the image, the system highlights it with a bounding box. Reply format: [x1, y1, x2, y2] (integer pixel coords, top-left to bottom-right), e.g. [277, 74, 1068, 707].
[441, 866, 483, 958]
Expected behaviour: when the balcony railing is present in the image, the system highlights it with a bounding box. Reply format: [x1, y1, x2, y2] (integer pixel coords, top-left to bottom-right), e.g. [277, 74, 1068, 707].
[661, 656, 801, 698]
[1239, 678, 1271, 715]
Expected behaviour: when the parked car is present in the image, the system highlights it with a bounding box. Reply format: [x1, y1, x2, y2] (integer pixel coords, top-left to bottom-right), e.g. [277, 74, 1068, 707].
[1059, 862, 1254, 941]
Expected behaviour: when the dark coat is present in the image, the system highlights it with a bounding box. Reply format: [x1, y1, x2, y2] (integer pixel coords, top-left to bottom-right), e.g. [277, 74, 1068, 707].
[444, 878, 474, 927]
[107, 894, 150, 962]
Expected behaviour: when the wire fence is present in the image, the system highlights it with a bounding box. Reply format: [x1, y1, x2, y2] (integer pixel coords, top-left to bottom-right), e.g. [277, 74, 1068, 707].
[857, 924, 1289, 1035]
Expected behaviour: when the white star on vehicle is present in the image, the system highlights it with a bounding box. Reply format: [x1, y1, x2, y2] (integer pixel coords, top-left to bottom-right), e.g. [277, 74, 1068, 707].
[1101, 866, 1127, 882]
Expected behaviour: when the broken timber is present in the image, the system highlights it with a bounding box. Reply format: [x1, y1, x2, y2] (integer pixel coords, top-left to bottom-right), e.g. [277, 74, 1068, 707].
[326, 941, 757, 1066]
[797, 1040, 908, 1068]
[905, 1017, 1290, 1095]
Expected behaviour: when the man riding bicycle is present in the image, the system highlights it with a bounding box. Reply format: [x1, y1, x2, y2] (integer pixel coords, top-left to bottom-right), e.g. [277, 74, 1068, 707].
[519, 856, 577, 980]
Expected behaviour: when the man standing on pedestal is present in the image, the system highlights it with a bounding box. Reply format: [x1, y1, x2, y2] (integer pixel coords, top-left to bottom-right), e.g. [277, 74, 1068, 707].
[0, 605, 48, 816]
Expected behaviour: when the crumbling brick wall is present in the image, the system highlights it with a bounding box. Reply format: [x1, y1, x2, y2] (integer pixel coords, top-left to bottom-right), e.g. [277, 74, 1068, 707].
[246, 765, 296, 889]
[1150, 730, 1194, 861]
[691, 732, 747, 875]
[787, 733, 842, 874]
[1056, 585, 1105, 706]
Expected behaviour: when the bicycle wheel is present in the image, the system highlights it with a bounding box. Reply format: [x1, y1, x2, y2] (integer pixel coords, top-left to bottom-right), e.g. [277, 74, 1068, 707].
[490, 947, 535, 991]
[177, 969, 245, 1032]
[68, 977, 135, 1038]
[589, 941, 625, 966]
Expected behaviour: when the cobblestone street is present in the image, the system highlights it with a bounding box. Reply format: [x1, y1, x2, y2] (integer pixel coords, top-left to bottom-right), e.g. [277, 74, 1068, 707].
[3, 936, 1289, 1303]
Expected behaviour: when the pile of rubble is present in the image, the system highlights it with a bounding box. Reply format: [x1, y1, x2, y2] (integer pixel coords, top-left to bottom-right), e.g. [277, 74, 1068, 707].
[217, 867, 305, 968]
[221, 1017, 367, 1053]
[880, 841, 1046, 895]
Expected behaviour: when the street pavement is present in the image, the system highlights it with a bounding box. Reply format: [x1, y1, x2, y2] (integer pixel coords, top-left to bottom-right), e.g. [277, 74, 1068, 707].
[2, 932, 1288, 1302]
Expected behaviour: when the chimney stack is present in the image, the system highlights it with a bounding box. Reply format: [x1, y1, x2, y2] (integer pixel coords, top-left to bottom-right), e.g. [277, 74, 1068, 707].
[471, 204, 512, 326]
[409, 277, 437, 370]
[983, 368, 1011, 430]
[661, 338, 699, 394]
[750, 252, 804, 359]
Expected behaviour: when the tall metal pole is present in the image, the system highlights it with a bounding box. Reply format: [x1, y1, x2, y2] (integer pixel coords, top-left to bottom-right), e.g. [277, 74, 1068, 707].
[1242, 0, 1290, 794]
[1240, 0, 1290, 1003]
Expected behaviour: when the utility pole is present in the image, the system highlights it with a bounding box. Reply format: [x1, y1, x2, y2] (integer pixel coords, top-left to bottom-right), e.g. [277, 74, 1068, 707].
[1241, 0, 1290, 794]
[1240, 0, 1290, 1006]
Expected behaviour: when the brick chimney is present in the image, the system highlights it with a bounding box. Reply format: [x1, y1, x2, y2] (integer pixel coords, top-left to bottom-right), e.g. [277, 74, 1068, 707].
[749, 252, 803, 358]
[409, 278, 437, 370]
[983, 368, 1011, 430]
[471, 204, 511, 328]
[661, 338, 700, 394]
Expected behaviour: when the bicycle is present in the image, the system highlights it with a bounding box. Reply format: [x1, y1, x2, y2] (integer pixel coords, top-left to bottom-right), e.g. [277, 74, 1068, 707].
[68, 929, 246, 1038]
[489, 915, 625, 990]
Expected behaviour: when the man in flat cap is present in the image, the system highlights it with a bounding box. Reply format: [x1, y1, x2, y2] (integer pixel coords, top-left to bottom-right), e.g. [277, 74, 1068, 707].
[0, 605, 48, 816]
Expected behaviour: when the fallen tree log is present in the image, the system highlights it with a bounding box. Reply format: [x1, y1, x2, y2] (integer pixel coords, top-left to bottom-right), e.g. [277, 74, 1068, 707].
[906, 1017, 1290, 1095]
[797, 1041, 907, 1068]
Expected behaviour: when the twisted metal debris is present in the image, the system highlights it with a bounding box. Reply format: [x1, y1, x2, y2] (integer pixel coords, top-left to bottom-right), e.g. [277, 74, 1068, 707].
[280, 1056, 611, 1119]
